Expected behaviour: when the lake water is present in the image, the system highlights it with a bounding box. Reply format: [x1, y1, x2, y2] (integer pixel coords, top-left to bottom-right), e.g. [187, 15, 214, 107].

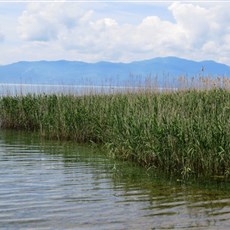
[0, 83, 178, 97]
[0, 130, 230, 229]
[0, 83, 144, 97]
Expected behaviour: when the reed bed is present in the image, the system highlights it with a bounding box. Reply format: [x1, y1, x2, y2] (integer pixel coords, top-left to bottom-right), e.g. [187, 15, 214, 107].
[1, 77, 230, 180]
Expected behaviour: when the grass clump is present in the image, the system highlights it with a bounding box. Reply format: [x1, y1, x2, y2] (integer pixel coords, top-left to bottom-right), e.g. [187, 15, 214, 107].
[1, 88, 230, 180]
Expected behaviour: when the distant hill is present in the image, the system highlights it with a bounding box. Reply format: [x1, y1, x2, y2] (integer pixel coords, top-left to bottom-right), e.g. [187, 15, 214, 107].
[0, 57, 230, 86]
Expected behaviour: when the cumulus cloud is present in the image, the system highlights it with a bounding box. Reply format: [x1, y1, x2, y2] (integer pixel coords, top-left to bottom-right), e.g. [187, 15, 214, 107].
[168, 2, 230, 63]
[18, 3, 92, 41]
[17, 2, 230, 64]
[169, 3, 226, 47]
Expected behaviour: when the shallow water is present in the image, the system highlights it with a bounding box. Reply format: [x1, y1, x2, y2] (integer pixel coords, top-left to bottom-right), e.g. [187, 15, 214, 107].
[0, 130, 230, 229]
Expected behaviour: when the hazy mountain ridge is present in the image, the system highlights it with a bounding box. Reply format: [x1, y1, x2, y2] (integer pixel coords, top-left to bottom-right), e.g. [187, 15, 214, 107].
[0, 57, 230, 86]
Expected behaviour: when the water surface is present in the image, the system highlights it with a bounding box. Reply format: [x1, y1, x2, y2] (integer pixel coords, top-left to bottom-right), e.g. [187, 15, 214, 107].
[0, 130, 230, 229]
[0, 83, 177, 97]
[0, 83, 144, 97]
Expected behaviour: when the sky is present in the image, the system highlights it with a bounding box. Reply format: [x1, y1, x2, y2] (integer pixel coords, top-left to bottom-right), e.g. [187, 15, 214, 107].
[0, 1, 230, 65]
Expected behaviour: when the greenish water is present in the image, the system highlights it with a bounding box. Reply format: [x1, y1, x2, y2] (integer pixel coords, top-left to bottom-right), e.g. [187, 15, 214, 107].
[0, 130, 230, 229]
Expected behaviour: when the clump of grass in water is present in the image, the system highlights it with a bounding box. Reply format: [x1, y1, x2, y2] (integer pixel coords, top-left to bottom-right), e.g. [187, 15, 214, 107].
[1, 77, 230, 180]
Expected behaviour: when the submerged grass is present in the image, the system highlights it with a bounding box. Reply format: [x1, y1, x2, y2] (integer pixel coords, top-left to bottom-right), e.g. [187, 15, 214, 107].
[1, 86, 230, 180]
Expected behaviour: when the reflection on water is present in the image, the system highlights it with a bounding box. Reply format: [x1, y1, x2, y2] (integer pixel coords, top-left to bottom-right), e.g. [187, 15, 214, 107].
[0, 130, 230, 229]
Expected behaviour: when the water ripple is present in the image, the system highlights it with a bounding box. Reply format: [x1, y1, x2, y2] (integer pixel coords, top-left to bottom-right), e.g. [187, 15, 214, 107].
[0, 130, 230, 229]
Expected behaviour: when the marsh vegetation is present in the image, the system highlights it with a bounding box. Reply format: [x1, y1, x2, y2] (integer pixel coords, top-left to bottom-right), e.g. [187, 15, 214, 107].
[1, 76, 230, 180]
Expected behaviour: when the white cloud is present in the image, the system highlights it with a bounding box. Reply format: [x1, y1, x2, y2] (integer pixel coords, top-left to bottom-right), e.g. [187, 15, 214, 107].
[169, 3, 229, 47]
[14, 2, 230, 65]
[169, 2, 230, 63]
[18, 3, 92, 41]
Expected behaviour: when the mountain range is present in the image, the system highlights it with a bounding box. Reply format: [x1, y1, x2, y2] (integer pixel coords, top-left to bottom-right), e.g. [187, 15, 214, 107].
[0, 56, 230, 86]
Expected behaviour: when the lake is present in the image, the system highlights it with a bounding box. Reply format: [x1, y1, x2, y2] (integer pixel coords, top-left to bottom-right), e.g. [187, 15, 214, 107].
[0, 130, 230, 229]
[0, 83, 178, 97]
[0, 83, 142, 97]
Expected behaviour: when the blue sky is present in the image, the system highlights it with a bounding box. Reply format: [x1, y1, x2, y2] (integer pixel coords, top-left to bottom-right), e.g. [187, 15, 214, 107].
[0, 1, 230, 65]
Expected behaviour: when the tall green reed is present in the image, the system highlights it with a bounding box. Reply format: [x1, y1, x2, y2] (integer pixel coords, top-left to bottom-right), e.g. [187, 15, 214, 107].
[1, 82, 230, 180]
